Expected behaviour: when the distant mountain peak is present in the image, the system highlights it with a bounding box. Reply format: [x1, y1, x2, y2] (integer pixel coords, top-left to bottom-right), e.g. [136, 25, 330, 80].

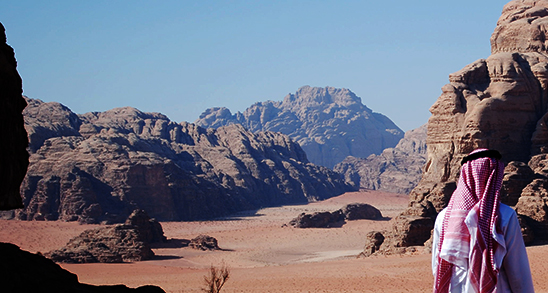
[196, 86, 403, 168]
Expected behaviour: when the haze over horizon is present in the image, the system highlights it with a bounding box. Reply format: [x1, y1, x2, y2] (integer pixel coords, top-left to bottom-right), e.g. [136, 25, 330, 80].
[2, 1, 508, 131]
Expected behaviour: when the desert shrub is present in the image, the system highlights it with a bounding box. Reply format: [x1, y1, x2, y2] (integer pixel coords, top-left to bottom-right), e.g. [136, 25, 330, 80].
[202, 263, 230, 293]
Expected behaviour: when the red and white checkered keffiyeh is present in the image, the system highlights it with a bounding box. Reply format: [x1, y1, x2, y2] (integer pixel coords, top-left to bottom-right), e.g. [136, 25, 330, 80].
[434, 149, 505, 293]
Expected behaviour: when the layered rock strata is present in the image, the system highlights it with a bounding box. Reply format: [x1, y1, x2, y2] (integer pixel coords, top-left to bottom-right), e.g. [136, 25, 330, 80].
[14, 98, 352, 223]
[0, 22, 28, 210]
[335, 124, 427, 194]
[379, 0, 548, 251]
[196, 86, 403, 168]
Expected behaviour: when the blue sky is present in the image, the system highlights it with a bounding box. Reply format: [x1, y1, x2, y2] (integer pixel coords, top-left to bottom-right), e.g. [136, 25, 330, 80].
[2, 1, 508, 131]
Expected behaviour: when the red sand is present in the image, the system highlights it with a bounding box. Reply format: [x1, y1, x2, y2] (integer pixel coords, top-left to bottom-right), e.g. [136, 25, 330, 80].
[1, 190, 547, 292]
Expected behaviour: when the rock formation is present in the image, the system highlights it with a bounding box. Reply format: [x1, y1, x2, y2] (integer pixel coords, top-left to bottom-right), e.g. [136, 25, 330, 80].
[189, 235, 220, 251]
[376, 0, 548, 252]
[341, 203, 383, 220]
[0, 22, 28, 210]
[195, 86, 404, 168]
[12, 98, 352, 223]
[46, 210, 165, 263]
[288, 203, 382, 228]
[335, 124, 427, 194]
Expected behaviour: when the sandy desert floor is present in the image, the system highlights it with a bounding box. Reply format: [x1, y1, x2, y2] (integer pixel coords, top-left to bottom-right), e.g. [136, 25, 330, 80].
[1, 190, 548, 292]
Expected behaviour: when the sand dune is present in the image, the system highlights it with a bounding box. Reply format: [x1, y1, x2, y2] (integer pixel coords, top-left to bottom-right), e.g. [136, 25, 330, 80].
[1, 190, 547, 292]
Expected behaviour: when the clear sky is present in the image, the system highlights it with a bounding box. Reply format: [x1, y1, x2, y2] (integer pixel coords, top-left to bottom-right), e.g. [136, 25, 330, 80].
[2, 1, 509, 131]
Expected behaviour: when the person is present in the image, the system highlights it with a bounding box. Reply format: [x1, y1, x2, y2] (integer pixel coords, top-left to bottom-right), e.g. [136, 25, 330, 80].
[432, 149, 534, 292]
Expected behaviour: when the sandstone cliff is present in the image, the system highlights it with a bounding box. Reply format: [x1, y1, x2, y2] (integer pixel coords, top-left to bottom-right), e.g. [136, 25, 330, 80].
[0, 22, 28, 210]
[13, 98, 352, 223]
[382, 0, 548, 250]
[195, 86, 404, 169]
[334, 124, 427, 194]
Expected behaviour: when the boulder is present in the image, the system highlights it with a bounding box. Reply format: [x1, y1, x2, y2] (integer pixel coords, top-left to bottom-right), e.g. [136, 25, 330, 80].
[288, 211, 345, 228]
[189, 235, 220, 251]
[125, 209, 166, 244]
[45, 210, 165, 263]
[341, 203, 382, 220]
[359, 231, 385, 257]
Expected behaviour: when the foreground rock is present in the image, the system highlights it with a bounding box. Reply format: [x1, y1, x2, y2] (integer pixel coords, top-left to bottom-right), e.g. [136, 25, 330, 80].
[196, 86, 403, 168]
[0, 22, 28, 210]
[335, 124, 427, 194]
[189, 235, 220, 251]
[0, 242, 165, 292]
[12, 98, 353, 223]
[46, 210, 165, 263]
[376, 0, 548, 252]
[289, 203, 382, 228]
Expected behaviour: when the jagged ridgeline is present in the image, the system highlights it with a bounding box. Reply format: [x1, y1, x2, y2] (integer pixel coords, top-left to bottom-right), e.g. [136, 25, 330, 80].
[5, 98, 353, 223]
[195, 86, 404, 169]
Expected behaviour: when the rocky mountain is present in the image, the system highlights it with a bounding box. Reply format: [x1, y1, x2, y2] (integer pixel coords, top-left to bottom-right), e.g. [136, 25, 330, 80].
[9, 98, 353, 223]
[334, 124, 427, 194]
[374, 0, 548, 252]
[195, 86, 404, 169]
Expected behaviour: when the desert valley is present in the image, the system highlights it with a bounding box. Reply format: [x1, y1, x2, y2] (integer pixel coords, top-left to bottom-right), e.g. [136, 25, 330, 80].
[3, 190, 548, 292]
[6, 0, 548, 292]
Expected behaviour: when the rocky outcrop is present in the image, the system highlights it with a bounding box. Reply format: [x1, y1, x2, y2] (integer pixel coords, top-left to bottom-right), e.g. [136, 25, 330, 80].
[341, 203, 383, 220]
[334, 124, 427, 194]
[289, 203, 382, 228]
[12, 98, 352, 223]
[195, 86, 404, 169]
[189, 235, 220, 251]
[0, 22, 28, 210]
[46, 210, 165, 263]
[378, 0, 548, 250]
[289, 211, 345, 228]
[0, 242, 166, 292]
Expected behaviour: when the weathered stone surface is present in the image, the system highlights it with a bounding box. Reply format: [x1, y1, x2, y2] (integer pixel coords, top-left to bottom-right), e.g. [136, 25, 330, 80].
[341, 203, 382, 220]
[289, 211, 345, 228]
[45, 210, 165, 263]
[335, 124, 427, 194]
[0, 22, 28, 210]
[196, 86, 404, 168]
[289, 203, 382, 228]
[378, 0, 548, 250]
[189, 235, 220, 251]
[359, 231, 385, 257]
[46, 224, 155, 263]
[15, 98, 353, 223]
[125, 209, 166, 244]
[0, 242, 166, 292]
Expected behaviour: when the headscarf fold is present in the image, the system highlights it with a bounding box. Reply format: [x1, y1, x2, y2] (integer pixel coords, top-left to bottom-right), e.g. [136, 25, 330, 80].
[434, 149, 505, 293]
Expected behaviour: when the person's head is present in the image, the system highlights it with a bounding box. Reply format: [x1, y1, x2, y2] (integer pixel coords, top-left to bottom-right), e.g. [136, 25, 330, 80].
[458, 148, 504, 202]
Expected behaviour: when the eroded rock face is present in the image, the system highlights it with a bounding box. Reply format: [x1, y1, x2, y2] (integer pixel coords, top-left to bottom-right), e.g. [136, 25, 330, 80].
[45, 210, 165, 263]
[0, 22, 28, 210]
[189, 235, 220, 251]
[334, 124, 427, 194]
[195, 86, 404, 168]
[14, 98, 352, 223]
[383, 0, 548, 249]
[288, 211, 345, 228]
